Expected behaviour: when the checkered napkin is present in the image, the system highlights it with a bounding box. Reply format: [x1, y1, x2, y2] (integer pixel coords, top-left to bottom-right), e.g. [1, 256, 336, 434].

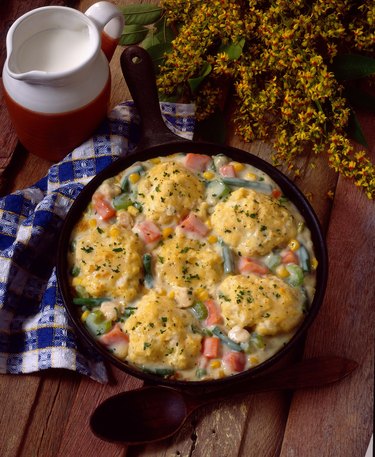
[0, 101, 195, 383]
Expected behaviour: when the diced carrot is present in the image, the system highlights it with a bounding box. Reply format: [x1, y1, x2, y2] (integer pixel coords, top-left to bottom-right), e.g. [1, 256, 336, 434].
[223, 351, 246, 372]
[205, 299, 223, 325]
[272, 188, 282, 199]
[202, 337, 220, 359]
[100, 324, 129, 346]
[179, 213, 209, 236]
[238, 257, 269, 275]
[92, 193, 116, 220]
[281, 250, 299, 265]
[219, 164, 236, 177]
[184, 153, 212, 171]
[137, 220, 161, 244]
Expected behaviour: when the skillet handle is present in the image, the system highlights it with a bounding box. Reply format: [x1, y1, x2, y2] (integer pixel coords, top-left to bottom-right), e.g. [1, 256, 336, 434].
[120, 46, 188, 150]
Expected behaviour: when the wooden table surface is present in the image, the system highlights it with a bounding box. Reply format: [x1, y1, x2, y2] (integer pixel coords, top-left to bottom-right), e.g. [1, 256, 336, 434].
[0, 1, 373, 456]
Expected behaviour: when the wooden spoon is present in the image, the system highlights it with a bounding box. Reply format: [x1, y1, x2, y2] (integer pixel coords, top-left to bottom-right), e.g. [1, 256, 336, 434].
[90, 356, 357, 445]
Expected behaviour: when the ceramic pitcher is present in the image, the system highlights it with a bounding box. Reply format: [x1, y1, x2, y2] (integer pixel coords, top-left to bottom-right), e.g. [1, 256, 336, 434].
[2, 1, 124, 161]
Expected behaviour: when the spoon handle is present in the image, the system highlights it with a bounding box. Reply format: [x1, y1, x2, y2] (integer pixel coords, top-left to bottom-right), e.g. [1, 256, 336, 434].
[186, 356, 358, 409]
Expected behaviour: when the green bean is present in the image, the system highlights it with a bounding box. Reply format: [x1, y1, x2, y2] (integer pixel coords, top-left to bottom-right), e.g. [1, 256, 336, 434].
[143, 253, 153, 288]
[222, 177, 272, 193]
[141, 367, 175, 377]
[212, 326, 243, 352]
[220, 239, 234, 274]
[73, 297, 109, 307]
[191, 301, 208, 320]
[263, 252, 281, 271]
[212, 154, 228, 171]
[297, 244, 311, 272]
[112, 193, 133, 210]
[85, 310, 112, 336]
[191, 324, 212, 336]
[286, 264, 304, 287]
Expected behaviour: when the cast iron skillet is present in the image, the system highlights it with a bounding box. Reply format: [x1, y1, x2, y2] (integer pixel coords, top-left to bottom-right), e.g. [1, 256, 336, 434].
[57, 46, 328, 389]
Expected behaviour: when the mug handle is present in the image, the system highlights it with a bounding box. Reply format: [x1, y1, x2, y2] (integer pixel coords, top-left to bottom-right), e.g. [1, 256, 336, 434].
[85, 1, 124, 62]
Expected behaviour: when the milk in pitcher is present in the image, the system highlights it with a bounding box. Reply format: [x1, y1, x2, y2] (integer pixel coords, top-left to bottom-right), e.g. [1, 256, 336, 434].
[17, 28, 92, 73]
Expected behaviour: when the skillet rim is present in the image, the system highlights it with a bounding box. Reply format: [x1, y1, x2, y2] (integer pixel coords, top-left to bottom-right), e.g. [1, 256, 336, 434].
[56, 140, 328, 389]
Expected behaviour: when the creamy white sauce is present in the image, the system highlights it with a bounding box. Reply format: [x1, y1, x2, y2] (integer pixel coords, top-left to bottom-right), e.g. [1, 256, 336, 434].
[69, 153, 318, 381]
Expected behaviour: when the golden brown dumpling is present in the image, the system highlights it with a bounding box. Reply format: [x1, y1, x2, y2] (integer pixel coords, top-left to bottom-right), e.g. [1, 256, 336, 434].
[123, 292, 202, 369]
[70, 222, 142, 302]
[136, 161, 204, 225]
[210, 188, 297, 256]
[217, 274, 304, 336]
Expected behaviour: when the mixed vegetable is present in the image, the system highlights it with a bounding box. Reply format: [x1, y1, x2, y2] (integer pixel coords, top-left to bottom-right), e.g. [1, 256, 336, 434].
[68, 153, 317, 381]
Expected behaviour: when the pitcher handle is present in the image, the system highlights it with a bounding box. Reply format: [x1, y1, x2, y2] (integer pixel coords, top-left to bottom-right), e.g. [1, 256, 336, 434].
[85, 1, 124, 62]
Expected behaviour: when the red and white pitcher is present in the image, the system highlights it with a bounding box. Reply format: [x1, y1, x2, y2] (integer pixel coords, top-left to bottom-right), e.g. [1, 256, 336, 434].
[2, 1, 124, 161]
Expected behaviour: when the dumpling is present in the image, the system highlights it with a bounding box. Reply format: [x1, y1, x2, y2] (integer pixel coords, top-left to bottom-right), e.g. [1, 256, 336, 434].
[217, 274, 304, 336]
[123, 291, 202, 369]
[136, 161, 204, 225]
[70, 221, 142, 301]
[154, 234, 223, 295]
[210, 188, 297, 256]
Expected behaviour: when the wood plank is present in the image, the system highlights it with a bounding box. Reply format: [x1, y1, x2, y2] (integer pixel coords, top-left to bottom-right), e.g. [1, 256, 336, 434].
[56, 366, 142, 457]
[280, 115, 375, 456]
[18, 371, 81, 457]
[0, 375, 41, 457]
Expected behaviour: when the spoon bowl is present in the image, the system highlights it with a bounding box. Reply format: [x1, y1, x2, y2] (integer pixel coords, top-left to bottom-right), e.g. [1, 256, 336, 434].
[91, 386, 188, 444]
[90, 356, 358, 445]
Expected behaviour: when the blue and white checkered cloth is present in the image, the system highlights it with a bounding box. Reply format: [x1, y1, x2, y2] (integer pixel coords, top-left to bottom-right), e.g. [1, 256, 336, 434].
[0, 101, 195, 383]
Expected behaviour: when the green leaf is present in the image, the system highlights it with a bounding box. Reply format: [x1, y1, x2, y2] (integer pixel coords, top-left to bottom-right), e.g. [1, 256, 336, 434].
[348, 110, 368, 148]
[344, 86, 375, 113]
[218, 38, 245, 60]
[194, 109, 227, 144]
[120, 4, 163, 26]
[145, 43, 173, 72]
[188, 62, 212, 95]
[141, 17, 174, 49]
[119, 24, 149, 46]
[154, 18, 175, 44]
[332, 54, 375, 80]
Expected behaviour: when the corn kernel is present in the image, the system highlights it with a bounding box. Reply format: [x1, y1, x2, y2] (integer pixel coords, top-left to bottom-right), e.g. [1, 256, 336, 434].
[249, 356, 259, 365]
[203, 171, 215, 180]
[89, 218, 97, 228]
[288, 239, 300, 251]
[210, 360, 221, 369]
[207, 235, 218, 244]
[168, 290, 175, 299]
[205, 219, 212, 229]
[195, 288, 209, 301]
[110, 226, 120, 238]
[127, 205, 139, 216]
[72, 277, 83, 286]
[81, 310, 90, 322]
[128, 173, 140, 184]
[162, 227, 174, 239]
[232, 162, 245, 172]
[311, 257, 318, 270]
[275, 264, 289, 278]
[246, 172, 257, 181]
[159, 289, 167, 296]
[150, 157, 161, 164]
[218, 369, 225, 378]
